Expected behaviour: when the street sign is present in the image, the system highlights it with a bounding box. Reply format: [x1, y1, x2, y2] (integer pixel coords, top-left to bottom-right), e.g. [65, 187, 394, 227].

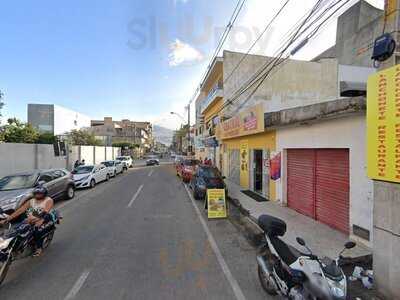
[367, 64, 400, 182]
[206, 189, 227, 219]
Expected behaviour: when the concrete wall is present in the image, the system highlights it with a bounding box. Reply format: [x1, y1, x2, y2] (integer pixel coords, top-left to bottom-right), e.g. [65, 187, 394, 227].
[222, 51, 339, 117]
[80, 146, 94, 165]
[335, 0, 383, 67]
[0, 143, 38, 177]
[94, 146, 105, 164]
[276, 115, 373, 247]
[0, 143, 121, 178]
[105, 147, 113, 160]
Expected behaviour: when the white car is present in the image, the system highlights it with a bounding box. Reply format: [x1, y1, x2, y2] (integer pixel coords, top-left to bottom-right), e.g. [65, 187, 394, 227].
[72, 164, 109, 189]
[101, 160, 124, 177]
[116, 156, 133, 168]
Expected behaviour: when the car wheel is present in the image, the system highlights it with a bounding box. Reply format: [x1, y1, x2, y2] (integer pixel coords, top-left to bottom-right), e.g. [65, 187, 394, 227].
[90, 179, 96, 188]
[106, 174, 110, 181]
[65, 185, 75, 200]
[193, 188, 199, 200]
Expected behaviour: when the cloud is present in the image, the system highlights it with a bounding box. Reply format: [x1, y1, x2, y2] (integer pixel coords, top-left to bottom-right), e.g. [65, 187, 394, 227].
[168, 39, 205, 67]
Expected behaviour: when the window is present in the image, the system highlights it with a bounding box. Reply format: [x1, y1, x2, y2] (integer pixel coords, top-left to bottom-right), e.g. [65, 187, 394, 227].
[52, 170, 64, 179]
[39, 172, 54, 183]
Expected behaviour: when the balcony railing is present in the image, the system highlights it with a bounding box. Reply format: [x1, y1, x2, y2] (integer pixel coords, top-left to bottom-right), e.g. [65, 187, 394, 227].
[201, 82, 223, 113]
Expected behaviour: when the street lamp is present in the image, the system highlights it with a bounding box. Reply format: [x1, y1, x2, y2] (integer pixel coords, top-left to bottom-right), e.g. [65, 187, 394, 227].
[170, 107, 191, 155]
[170, 111, 185, 122]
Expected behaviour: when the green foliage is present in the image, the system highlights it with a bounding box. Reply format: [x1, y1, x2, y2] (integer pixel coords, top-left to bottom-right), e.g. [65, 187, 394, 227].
[37, 132, 56, 144]
[0, 90, 4, 117]
[0, 118, 39, 143]
[112, 142, 140, 149]
[68, 129, 103, 146]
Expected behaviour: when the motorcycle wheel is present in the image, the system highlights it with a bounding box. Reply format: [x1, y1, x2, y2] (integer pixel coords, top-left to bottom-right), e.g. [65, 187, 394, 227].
[0, 255, 12, 286]
[258, 265, 278, 295]
[42, 231, 55, 249]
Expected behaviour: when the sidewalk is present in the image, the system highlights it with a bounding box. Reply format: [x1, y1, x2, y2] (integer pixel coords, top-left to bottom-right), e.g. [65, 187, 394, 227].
[226, 180, 371, 259]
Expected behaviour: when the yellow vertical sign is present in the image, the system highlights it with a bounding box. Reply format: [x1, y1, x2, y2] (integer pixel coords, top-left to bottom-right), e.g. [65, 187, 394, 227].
[367, 64, 400, 182]
[240, 140, 249, 188]
[207, 189, 227, 219]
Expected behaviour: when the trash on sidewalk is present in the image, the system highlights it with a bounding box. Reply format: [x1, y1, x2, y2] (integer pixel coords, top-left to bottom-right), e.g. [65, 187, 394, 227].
[351, 266, 374, 290]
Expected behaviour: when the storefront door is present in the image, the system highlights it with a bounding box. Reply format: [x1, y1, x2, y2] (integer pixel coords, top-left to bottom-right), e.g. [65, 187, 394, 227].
[253, 149, 263, 194]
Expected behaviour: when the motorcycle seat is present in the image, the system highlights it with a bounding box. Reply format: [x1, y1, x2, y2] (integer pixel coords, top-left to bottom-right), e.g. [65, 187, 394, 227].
[270, 236, 299, 266]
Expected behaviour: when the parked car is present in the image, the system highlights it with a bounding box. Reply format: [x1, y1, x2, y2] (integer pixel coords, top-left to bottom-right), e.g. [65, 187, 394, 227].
[101, 160, 124, 177]
[72, 164, 109, 189]
[116, 156, 133, 168]
[178, 159, 200, 183]
[0, 169, 75, 214]
[174, 156, 185, 175]
[189, 165, 226, 200]
[146, 158, 159, 166]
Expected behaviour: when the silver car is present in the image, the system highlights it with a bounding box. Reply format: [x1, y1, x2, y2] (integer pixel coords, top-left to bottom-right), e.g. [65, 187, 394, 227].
[0, 169, 75, 213]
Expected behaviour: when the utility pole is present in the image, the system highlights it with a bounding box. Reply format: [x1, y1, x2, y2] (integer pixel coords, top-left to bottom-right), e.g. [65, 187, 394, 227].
[187, 104, 191, 154]
[372, 1, 400, 298]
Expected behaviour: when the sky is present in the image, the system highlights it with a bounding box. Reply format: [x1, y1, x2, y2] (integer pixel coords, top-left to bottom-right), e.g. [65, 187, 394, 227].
[0, 0, 383, 130]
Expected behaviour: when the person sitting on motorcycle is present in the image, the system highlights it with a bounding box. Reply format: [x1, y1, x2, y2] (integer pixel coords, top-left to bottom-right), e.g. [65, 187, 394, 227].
[0, 185, 54, 257]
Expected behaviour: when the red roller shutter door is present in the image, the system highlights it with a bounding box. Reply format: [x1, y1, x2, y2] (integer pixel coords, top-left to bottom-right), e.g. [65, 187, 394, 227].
[287, 149, 315, 218]
[287, 149, 350, 234]
[315, 149, 349, 234]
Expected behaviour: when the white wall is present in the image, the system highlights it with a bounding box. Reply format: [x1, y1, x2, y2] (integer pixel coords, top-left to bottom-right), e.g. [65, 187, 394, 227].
[105, 147, 113, 160]
[276, 115, 373, 246]
[0, 143, 37, 177]
[80, 146, 94, 165]
[53, 105, 91, 135]
[94, 146, 105, 164]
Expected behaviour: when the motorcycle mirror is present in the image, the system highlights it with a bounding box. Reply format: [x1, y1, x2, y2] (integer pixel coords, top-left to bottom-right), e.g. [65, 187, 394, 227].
[296, 237, 306, 246]
[345, 241, 356, 249]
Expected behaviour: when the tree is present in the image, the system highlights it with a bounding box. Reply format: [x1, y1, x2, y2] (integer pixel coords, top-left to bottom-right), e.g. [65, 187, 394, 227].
[0, 118, 39, 143]
[37, 132, 56, 144]
[112, 142, 140, 149]
[68, 129, 103, 146]
[0, 90, 4, 119]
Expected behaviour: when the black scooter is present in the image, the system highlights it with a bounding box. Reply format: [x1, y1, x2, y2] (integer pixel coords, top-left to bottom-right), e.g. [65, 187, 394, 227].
[0, 208, 61, 286]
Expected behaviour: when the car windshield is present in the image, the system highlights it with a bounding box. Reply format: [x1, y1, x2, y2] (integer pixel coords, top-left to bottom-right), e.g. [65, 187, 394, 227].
[0, 174, 37, 191]
[74, 166, 94, 174]
[116, 157, 128, 161]
[199, 168, 221, 179]
[102, 161, 114, 167]
[183, 160, 199, 166]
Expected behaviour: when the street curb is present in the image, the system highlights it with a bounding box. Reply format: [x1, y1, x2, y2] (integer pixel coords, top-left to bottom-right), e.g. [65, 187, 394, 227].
[227, 196, 264, 247]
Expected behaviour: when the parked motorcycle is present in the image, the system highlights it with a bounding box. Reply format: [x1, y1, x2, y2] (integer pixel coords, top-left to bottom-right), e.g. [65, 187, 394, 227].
[0, 208, 61, 286]
[256, 214, 356, 300]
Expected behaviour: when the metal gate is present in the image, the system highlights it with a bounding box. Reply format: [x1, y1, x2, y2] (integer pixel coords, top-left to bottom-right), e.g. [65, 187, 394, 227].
[287, 149, 350, 234]
[228, 149, 240, 185]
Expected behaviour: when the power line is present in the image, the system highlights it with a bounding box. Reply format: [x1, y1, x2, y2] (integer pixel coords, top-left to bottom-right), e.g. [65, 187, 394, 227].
[223, 0, 292, 85]
[187, 0, 247, 106]
[215, 0, 345, 116]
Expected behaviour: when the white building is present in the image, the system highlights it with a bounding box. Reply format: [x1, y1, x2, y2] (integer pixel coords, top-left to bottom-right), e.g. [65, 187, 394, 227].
[27, 104, 91, 135]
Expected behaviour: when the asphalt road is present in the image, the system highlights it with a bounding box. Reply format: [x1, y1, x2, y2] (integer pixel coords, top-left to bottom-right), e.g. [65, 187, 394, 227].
[0, 164, 270, 300]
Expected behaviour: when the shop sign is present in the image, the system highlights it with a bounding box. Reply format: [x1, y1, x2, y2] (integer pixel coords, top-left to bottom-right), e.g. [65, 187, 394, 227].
[204, 137, 219, 147]
[207, 189, 227, 219]
[216, 104, 264, 139]
[240, 141, 249, 188]
[367, 64, 400, 182]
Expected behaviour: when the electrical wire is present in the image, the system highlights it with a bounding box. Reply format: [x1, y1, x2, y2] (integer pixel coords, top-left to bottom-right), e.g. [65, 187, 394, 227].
[223, 0, 292, 85]
[216, 0, 347, 117]
[187, 0, 247, 106]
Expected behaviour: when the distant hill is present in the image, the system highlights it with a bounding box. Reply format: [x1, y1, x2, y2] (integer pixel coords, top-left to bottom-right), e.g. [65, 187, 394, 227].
[153, 125, 173, 146]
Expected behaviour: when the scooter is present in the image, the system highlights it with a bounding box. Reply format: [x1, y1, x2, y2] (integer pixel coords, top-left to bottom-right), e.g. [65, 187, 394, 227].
[0, 208, 61, 286]
[256, 214, 356, 300]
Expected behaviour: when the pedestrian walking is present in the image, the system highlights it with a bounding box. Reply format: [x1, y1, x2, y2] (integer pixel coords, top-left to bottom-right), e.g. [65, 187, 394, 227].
[81, 159, 85, 166]
[74, 160, 80, 169]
